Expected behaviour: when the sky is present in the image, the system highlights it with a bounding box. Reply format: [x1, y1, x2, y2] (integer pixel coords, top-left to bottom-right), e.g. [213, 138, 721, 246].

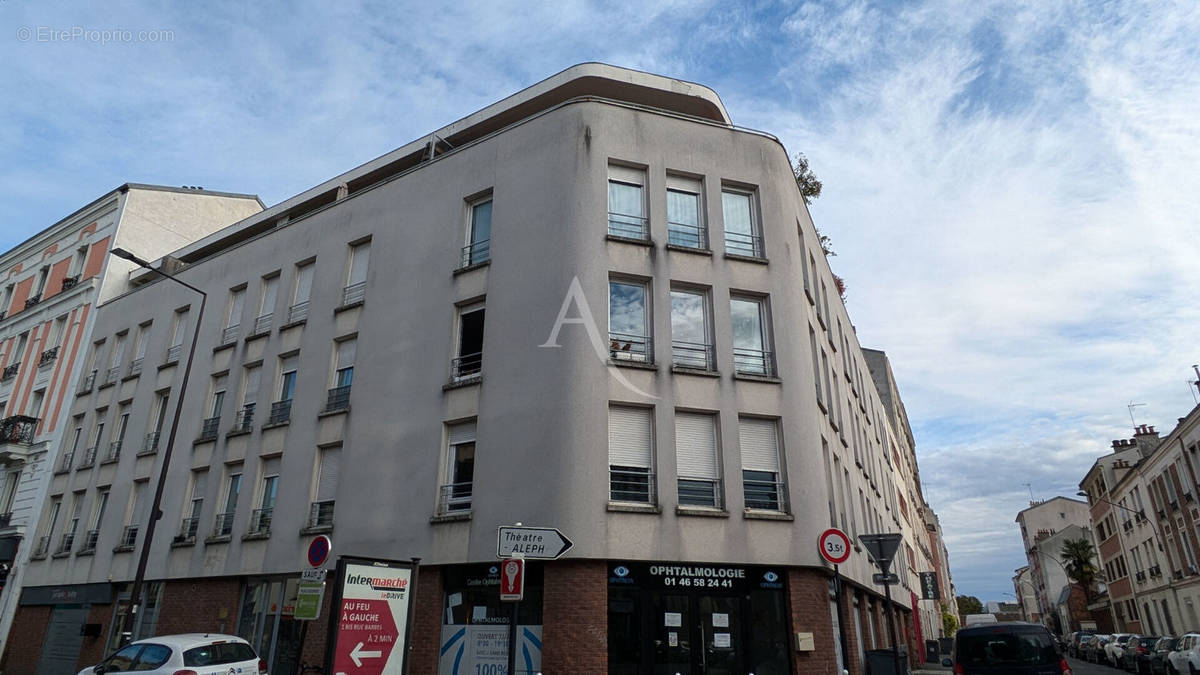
[3, 0, 1199, 602]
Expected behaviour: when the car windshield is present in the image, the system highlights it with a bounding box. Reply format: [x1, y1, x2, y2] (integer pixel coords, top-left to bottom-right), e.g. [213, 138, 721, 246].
[958, 629, 1058, 666]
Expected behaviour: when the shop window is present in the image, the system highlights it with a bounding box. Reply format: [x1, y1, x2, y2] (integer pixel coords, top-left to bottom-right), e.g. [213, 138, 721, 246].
[438, 564, 543, 675]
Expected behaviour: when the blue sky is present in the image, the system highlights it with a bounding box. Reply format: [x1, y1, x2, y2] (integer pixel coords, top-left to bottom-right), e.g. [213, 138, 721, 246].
[3, 0, 1200, 602]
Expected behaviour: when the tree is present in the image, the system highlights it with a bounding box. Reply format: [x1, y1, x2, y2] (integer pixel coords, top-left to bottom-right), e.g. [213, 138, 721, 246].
[956, 595, 983, 617]
[942, 603, 959, 635]
[791, 153, 846, 300]
[1060, 538, 1098, 602]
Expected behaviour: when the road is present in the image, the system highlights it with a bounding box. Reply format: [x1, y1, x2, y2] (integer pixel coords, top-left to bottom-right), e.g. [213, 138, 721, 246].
[1065, 655, 1151, 675]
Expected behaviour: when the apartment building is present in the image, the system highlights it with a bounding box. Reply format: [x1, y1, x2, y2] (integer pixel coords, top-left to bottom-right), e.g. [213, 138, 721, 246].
[1013, 566, 1039, 623]
[0, 185, 262, 662]
[1014, 496, 1092, 633]
[6, 64, 953, 675]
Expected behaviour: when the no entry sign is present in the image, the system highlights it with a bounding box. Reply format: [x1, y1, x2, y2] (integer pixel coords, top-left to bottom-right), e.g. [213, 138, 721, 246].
[326, 558, 416, 675]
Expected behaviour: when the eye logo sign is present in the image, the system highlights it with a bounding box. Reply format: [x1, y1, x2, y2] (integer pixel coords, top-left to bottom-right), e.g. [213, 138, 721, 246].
[614, 566, 630, 578]
[763, 571, 779, 583]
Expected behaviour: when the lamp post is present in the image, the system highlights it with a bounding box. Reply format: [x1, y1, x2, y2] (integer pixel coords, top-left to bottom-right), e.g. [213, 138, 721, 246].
[110, 248, 206, 644]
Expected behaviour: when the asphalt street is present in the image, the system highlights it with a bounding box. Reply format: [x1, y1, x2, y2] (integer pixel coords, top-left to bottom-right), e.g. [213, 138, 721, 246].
[1065, 655, 1151, 675]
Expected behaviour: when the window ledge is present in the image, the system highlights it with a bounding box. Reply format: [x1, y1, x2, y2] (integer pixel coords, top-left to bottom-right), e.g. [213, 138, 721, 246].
[318, 408, 349, 419]
[453, 260, 491, 276]
[75, 388, 93, 398]
[262, 421, 290, 431]
[170, 539, 196, 549]
[816, 315, 827, 331]
[242, 531, 271, 541]
[244, 331, 271, 342]
[676, 506, 729, 518]
[212, 342, 236, 354]
[723, 252, 769, 265]
[30, 552, 47, 561]
[815, 398, 828, 414]
[158, 360, 179, 371]
[670, 365, 719, 378]
[76, 550, 95, 557]
[665, 244, 713, 256]
[52, 552, 71, 559]
[804, 288, 815, 305]
[279, 319, 307, 331]
[112, 544, 135, 553]
[443, 377, 481, 391]
[605, 234, 654, 247]
[53, 469, 70, 476]
[136, 449, 159, 458]
[226, 428, 252, 439]
[300, 524, 334, 535]
[193, 436, 218, 446]
[430, 512, 473, 524]
[205, 535, 232, 545]
[733, 373, 781, 384]
[743, 509, 794, 522]
[609, 359, 658, 371]
[121, 374, 140, 383]
[97, 381, 115, 391]
[334, 300, 364, 315]
[607, 502, 661, 514]
[100, 458, 118, 466]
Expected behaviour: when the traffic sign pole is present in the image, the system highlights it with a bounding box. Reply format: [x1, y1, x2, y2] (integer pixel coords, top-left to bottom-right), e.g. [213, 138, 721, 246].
[834, 564, 850, 675]
[818, 529, 852, 674]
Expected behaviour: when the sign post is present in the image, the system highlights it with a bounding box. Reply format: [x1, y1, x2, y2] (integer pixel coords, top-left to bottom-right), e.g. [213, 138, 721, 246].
[500, 558, 525, 675]
[860, 533, 906, 675]
[292, 537, 333, 675]
[819, 528, 852, 674]
[323, 556, 419, 675]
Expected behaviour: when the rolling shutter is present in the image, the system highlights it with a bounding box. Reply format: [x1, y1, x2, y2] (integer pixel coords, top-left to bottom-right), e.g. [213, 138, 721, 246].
[738, 418, 780, 473]
[191, 471, 207, 501]
[447, 421, 476, 447]
[676, 413, 718, 479]
[608, 406, 652, 468]
[336, 339, 357, 370]
[317, 449, 341, 501]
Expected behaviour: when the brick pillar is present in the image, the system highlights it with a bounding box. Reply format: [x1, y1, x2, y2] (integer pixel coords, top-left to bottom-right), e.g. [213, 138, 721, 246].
[1, 605, 52, 675]
[787, 569, 838, 674]
[542, 560, 606, 673]
[406, 566, 442, 675]
[75, 603, 115, 672]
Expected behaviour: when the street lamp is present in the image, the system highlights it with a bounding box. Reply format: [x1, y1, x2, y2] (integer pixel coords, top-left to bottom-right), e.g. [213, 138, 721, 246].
[110, 247, 206, 644]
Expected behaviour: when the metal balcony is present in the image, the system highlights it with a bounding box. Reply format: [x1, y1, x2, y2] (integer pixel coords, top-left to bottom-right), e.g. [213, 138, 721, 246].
[678, 477, 722, 508]
[733, 347, 776, 377]
[80, 529, 99, 553]
[177, 517, 199, 542]
[232, 404, 255, 433]
[78, 369, 97, 393]
[164, 344, 182, 364]
[610, 467, 655, 504]
[1, 363, 19, 381]
[252, 313, 273, 335]
[57, 531, 75, 554]
[723, 230, 764, 258]
[451, 352, 483, 380]
[438, 483, 473, 514]
[671, 340, 715, 371]
[323, 385, 351, 413]
[667, 221, 708, 249]
[267, 400, 292, 425]
[105, 440, 122, 463]
[78, 446, 97, 469]
[608, 212, 649, 240]
[24, 294, 40, 309]
[140, 432, 160, 456]
[128, 357, 144, 377]
[609, 333, 653, 364]
[0, 415, 38, 463]
[308, 501, 335, 529]
[104, 366, 120, 384]
[212, 512, 236, 537]
[32, 535, 50, 558]
[38, 346, 60, 368]
[460, 239, 490, 268]
[743, 476, 786, 512]
[198, 416, 220, 441]
[118, 525, 139, 549]
[220, 324, 240, 345]
[286, 301, 309, 325]
[341, 281, 366, 307]
[248, 508, 272, 536]
[61, 274, 80, 291]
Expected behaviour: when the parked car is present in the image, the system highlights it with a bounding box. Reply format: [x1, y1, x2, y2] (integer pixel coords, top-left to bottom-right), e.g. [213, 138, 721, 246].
[1123, 635, 1161, 674]
[78, 634, 267, 675]
[1149, 636, 1178, 675]
[1086, 635, 1112, 663]
[1167, 633, 1200, 675]
[1068, 631, 1094, 658]
[1108, 633, 1135, 665]
[951, 621, 1070, 674]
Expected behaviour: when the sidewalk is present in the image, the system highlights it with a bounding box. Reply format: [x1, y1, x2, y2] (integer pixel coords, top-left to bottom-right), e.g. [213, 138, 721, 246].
[911, 662, 952, 674]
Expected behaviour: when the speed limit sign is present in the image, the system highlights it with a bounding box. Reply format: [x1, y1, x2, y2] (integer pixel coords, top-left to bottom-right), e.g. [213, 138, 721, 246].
[819, 528, 851, 565]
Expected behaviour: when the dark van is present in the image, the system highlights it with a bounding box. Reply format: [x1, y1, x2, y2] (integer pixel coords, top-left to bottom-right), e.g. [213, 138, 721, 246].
[952, 622, 1071, 674]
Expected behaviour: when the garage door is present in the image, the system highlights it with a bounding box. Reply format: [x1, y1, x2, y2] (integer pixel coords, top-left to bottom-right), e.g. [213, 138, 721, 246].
[35, 604, 89, 675]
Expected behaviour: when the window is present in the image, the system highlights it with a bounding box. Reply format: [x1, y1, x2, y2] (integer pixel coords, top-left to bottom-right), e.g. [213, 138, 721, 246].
[609, 280, 651, 363]
[288, 261, 314, 324]
[254, 274, 279, 334]
[343, 241, 370, 306]
[215, 469, 241, 536]
[666, 174, 705, 248]
[109, 408, 129, 462]
[106, 332, 126, 382]
[84, 489, 108, 552]
[463, 197, 492, 267]
[670, 288, 713, 370]
[236, 366, 260, 432]
[39, 497, 62, 556]
[441, 421, 476, 513]
[166, 308, 188, 363]
[809, 327, 823, 404]
[0, 471, 19, 514]
[200, 375, 226, 440]
[121, 482, 146, 548]
[270, 356, 297, 424]
[326, 339, 355, 411]
[676, 412, 721, 508]
[740, 417, 784, 511]
[85, 416, 105, 467]
[608, 164, 648, 240]
[730, 296, 774, 377]
[251, 461, 279, 535]
[452, 303, 485, 379]
[722, 188, 762, 258]
[129, 323, 150, 376]
[222, 288, 245, 344]
[144, 393, 169, 454]
[60, 492, 84, 552]
[182, 470, 206, 540]
[608, 405, 654, 503]
[49, 315, 68, 349]
[311, 448, 339, 527]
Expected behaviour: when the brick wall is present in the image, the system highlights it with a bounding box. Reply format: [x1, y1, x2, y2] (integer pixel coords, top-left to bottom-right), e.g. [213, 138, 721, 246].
[406, 566, 442, 675]
[788, 568, 839, 675]
[156, 578, 242, 636]
[2, 605, 52, 675]
[542, 560, 606, 673]
[75, 603, 114, 671]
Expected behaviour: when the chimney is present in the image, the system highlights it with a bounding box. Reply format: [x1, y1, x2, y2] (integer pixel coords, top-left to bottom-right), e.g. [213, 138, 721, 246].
[1133, 424, 1161, 457]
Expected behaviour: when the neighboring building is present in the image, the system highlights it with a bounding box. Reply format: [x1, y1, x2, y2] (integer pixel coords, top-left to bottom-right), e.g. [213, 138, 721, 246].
[1013, 565, 1039, 623]
[5, 64, 953, 675]
[1015, 496, 1091, 633]
[0, 185, 263, 661]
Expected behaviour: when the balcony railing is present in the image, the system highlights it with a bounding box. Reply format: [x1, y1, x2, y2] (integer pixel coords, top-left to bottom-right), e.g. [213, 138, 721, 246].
[341, 281, 366, 307]
[128, 357, 144, 377]
[140, 431, 160, 456]
[198, 416, 220, 441]
[724, 230, 764, 258]
[165, 344, 182, 364]
[248, 508, 272, 535]
[308, 500, 335, 528]
[61, 274, 80, 291]
[671, 340, 715, 371]
[57, 531, 75, 554]
[80, 529, 99, 553]
[460, 239, 491, 268]
[39, 346, 60, 367]
[178, 517, 200, 542]
[743, 477, 787, 512]
[324, 385, 351, 413]
[105, 440, 122, 463]
[252, 313, 273, 335]
[733, 347, 776, 377]
[33, 535, 50, 558]
[438, 482, 473, 514]
[286, 301, 309, 324]
[24, 294, 41, 309]
[78, 446, 97, 469]
[104, 366, 120, 384]
[451, 352, 483, 380]
[232, 404, 255, 433]
[1136, 570, 1147, 583]
[1171, 499, 1180, 511]
[1149, 565, 1162, 577]
[1186, 492, 1195, 503]
[119, 525, 139, 548]
[220, 324, 240, 345]
[0, 512, 11, 528]
[678, 477, 722, 508]
[1, 363, 19, 381]
[57, 451, 75, 473]
[267, 400, 292, 425]
[610, 467, 655, 504]
[213, 512, 236, 537]
[667, 222, 708, 249]
[0, 415, 37, 445]
[1123, 520, 1134, 532]
[609, 332, 653, 364]
[608, 212, 649, 240]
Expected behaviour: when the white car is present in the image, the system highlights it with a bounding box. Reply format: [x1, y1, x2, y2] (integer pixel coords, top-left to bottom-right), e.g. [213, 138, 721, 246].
[1168, 633, 1200, 675]
[79, 634, 266, 675]
[1106, 633, 1134, 665]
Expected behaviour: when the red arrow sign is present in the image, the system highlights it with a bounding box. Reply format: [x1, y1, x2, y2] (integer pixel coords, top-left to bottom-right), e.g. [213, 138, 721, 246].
[330, 562, 412, 675]
[500, 559, 524, 601]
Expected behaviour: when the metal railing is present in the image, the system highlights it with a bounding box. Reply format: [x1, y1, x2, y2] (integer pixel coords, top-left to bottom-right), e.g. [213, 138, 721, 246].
[671, 340, 715, 370]
[178, 517, 200, 541]
[341, 281, 366, 307]
[743, 477, 786, 511]
[81, 529, 99, 553]
[608, 212, 649, 240]
[667, 222, 708, 249]
[0, 512, 11, 528]
[267, 400, 292, 425]
[105, 366, 120, 384]
[609, 332, 653, 364]
[308, 501, 335, 528]
[610, 467, 655, 503]
[39, 346, 60, 367]
[248, 508, 273, 535]
[233, 404, 256, 433]
[451, 352, 483, 379]
[128, 357, 144, 377]
[213, 512, 236, 537]
[119, 525, 139, 548]
[140, 432, 160, 455]
[460, 239, 491, 268]
[57, 531, 75, 554]
[1, 363, 19, 380]
[198, 416, 220, 441]
[33, 535, 50, 557]
[733, 347, 775, 377]
[61, 274, 80, 291]
[1136, 570, 1147, 583]
[57, 451, 75, 473]
[678, 477, 722, 508]
[221, 324, 240, 345]
[286, 301, 309, 324]
[252, 313, 273, 334]
[165, 344, 182, 364]
[324, 385, 351, 412]
[78, 446, 97, 468]
[438, 482, 473, 513]
[24, 294, 40, 309]
[0, 415, 37, 445]
[105, 440, 123, 463]
[1149, 565, 1162, 577]
[724, 230, 764, 258]
[78, 369, 97, 393]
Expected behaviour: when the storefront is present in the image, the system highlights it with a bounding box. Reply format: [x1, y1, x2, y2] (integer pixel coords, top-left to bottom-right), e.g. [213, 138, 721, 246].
[438, 563, 544, 675]
[237, 577, 304, 675]
[607, 561, 791, 675]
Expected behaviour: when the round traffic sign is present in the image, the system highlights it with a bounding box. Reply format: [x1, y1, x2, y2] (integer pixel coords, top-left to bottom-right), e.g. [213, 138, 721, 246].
[307, 535, 332, 567]
[819, 528, 851, 565]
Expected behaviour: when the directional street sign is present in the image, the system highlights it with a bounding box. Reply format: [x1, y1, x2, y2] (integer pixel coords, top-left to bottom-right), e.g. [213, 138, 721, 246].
[497, 526, 573, 560]
[872, 573, 901, 585]
[329, 559, 415, 675]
